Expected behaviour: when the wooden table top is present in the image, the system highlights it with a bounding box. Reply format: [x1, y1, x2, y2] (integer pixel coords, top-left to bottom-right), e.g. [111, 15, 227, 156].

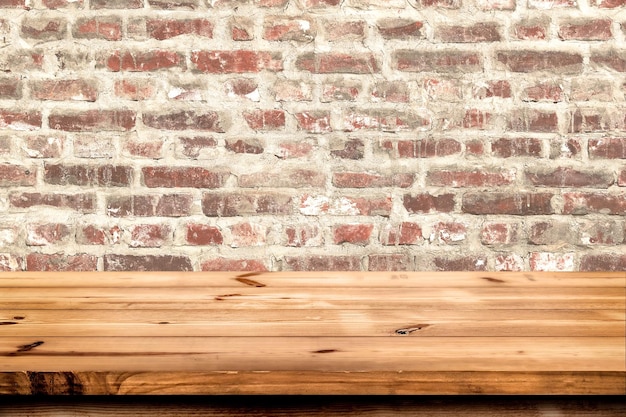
[1, 271, 624, 395]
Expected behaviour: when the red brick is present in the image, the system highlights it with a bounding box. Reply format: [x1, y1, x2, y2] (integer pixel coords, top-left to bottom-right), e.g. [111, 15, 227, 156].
[296, 52, 379, 74]
[522, 82, 563, 103]
[0, 111, 41, 131]
[143, 110, 224, 131]
[512, 20, 548, 40]
[186, 224, 223, 245]
[285, 225, 322, 247]
[427, 169, 515, 187]
[0, 0, 26, 8]
[226, 139, 264, 154]
[480, 223, 519, 245]
[91, 0, 143, 8]
[0, 164, 36, 186]
[147, 19, 213, 40]
[295, 111, 331, 133]
[343, 109, 430, 132]
[26, 253, 97, 271]
[509, 110, 559, 133]
[114, 79, 156, 100]
[143, 166, 227, 188]
[21, 17, 67, 41]
[462, 109, 492, 129]
[591, 0, 625, 7]
[125, 140, 164, 159]
[526, 167, 613, 188]
[563, 192, 626, 215]
[77, 225, 121, 245]
[558, 19, 612, 40]
[322, 20, 365, 41]
[107, 194, 192, 217]
[333, 223, 374, 245]
[395, 50, 482, 73]
[243, 109, 285, 131]
[436, 23, 500, 43]
[528, 0, 576, 8]
[283, 255, 361, 271]
[203, 192, 293, 216]
[580, 253, 626, 271]
[403, 193, 455, 214]
[263, 16, 315, 42]
[462, 193, 554, 215]
[368, 254, 411, 271]
[333, 172, 413, 188]
[529, 252, 575, 272]
[45, 164, 132, 187]
[377, 19, 424, 39]
[492, 138, 543, 158]
[26, 223, 71, 246]
[230, 222, 267, 247]
[495, 254, 524, 271]
[300, 0, 340, 6]
[300, 194, 392, 216]
[434, 256, 487, 271]
[529, 221, 578, 245]
[49, 110, 134, 132]
[591, 50, 626, 72]
[200, 258, 268, 271]
[0, 77, 22, 99]
[570, 109, 613, 133]
[380, 222, 422, 246]
[274, 79, 312, 102]
[104, 254, 192, 271]
[192, 50, 282, 73]
[239, 169, 325, 188]
[106, 50, 183, 72]
[148, 0, 200, 9]
[232, 17, 254, 41]
[0, 254, 23, 271]
[11, 192, 95, 212]
[382, 138, 461, 158]
[321, 83, 360, 102]
[579, 220, 624, 245]
[30, 79, 97, 102]
[73, 135, 115, 158]
[550, 138, 583, 159]
[225, 78, 259, 101]
[416, 0, 460, 7]
[23, 135, 64, 158]
[73, 17, 122, 40]
[497, 51, 582, 73]
[276, 140, 314, 159]
[331, 138, 363, 159]
[619, 170, 626, 187]
[431, 222, 466, 244]
[571, 79, 613, 102]
[129, 224, 171, 248]
[43, 0, 84, 8]
[473, 80, 511, 99]
[255, 0, 289, 6]
[371, 81, 409, 103]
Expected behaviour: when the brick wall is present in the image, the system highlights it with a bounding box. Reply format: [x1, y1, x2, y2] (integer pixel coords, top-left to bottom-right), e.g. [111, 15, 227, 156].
[0, 0, 625, 272]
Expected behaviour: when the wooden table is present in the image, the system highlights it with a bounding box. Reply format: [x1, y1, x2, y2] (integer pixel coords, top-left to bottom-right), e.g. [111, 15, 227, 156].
[0, 271, 624, 395]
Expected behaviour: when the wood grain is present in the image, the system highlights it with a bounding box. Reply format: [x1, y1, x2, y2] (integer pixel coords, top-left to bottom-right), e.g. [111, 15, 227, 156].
[0, 271, 624, 395]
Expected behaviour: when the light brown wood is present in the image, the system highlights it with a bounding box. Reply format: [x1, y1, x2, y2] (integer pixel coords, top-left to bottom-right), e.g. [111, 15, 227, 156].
[0, 271, 624, 395]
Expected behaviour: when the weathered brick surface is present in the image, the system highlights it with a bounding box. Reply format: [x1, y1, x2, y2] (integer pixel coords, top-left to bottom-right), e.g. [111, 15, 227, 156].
[0, 1, 622, 271]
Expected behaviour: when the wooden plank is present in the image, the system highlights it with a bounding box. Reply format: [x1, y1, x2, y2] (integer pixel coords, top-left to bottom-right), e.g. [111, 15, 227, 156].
[1, 337, 623, 372]
[2, 310, 623, 337]
[1, 371, 625, 395]
[0, 271, 623, 288]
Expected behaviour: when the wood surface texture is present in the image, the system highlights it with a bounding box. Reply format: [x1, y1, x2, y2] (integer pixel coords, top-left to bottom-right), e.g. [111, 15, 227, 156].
[0, 271, 624, 395]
